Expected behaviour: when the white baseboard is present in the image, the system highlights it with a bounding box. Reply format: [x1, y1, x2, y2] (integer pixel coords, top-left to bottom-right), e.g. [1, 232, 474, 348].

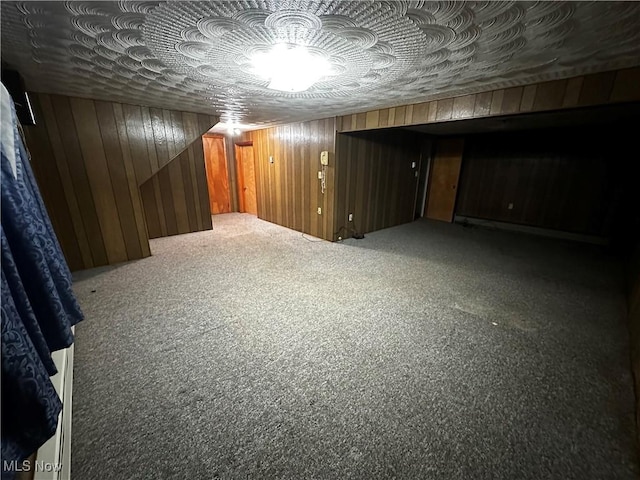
[34, 330, 75, 480]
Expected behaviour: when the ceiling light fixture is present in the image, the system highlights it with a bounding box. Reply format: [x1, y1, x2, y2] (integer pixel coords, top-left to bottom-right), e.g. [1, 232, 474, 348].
[251, 44, 332, 93]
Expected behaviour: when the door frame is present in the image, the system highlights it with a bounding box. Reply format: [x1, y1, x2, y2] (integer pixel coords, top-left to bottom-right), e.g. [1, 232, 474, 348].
[234, 140, 257, 215]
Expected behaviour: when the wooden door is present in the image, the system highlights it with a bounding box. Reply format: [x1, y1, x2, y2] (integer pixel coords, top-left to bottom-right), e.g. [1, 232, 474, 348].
[202, 135, 230, 214]
[425, 138, 464, 222]
[235, 143, 258, 215]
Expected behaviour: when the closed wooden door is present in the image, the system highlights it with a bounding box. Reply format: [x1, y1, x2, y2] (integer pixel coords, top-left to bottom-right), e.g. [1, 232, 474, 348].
[425, 138, 464, 222]
[235, 144, 258, 215]
[202, 135, 231, 214]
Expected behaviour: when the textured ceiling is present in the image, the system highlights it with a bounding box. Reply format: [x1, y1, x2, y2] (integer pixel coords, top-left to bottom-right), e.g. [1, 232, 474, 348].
[2, 1, 640, 127]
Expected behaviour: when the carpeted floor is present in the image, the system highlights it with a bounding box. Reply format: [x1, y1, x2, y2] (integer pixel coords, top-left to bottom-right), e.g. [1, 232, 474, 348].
[70, 213, 637, 479]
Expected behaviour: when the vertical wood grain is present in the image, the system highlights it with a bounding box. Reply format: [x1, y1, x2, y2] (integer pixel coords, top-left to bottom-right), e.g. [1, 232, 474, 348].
[490, 90, 504, 115]
[249, 118, 336, 240]
[193, 131, 213, 231]
[94, 101, 142, 260]
[520, 85, 537, 112]
[578, 71, 616, 106]
[140, 180, 161, 239]
[25, 92, 216, 267]
[394, 106, 407, 125]
[388, 108, 396, 125]
[70, 97, 128, 264]
[425, 138, 464, 222]
[335, 69, 631, 133]
[334, 130, 421, 237]
[501, 87, 523, 114]
[113, 103, 152, 257]
[123, 104, 151, 183]
[24, 95, 85, 271]
[36, 94, 93, 269]
[47, 94, 109, 266]
[152, 176, 168, 236]
[412, 102, 430, 123]
[163, 109, 176, 160]
[141, 107, 159, 175]
[610, 67, 640, 102]
[427, 102, 437, 122]
[452, 95, 475, 119]
[379, 108, 390, 127]
[202, 135, 231, 215]
[562, 77, 584, 107]
[532, 80, 568, 111]
[187, 146, 203, 230]
[404, 105, 414, 124]
[474, 92, 493, 116]
[366, 110, 380, 129]
[168, 153, 189, 233]
[179, 150, 196, 231]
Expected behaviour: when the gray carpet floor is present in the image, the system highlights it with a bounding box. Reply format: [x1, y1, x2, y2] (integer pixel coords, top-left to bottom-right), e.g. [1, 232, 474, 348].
[70, 213, 637, 479]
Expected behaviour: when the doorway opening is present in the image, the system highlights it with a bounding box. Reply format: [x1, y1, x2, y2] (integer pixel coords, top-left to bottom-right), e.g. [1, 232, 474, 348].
[202, 134, 257, 217]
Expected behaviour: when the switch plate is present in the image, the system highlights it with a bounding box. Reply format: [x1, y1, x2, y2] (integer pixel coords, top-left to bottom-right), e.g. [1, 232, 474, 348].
[318, 171, 322, 179]
[317, 207, 322, 215]
[411, 161, 416, 168]
[269, 155, 274, 164]
[320, 151, 329, 166]
[348, 213, 353, 222]
[508, 203, 514, 210]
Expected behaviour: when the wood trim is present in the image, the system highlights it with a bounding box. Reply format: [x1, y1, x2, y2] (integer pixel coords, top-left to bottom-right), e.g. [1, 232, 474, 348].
[336, 67, 640, 132]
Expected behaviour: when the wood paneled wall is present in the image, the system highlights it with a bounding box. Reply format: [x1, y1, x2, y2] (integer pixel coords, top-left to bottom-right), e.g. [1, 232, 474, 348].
[337, 67, 640, 132]
[455, 128, 620, 236]
[630, 246, 640, 454]
[23, 93, 216, 270]
[139, 137, 212, 239]
[249, 118, 336, 241]
[334, 130, 422, 239]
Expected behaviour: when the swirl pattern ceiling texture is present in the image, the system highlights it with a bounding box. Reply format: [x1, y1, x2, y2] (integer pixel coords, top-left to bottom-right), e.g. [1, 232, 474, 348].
[2, 1, 639, 126]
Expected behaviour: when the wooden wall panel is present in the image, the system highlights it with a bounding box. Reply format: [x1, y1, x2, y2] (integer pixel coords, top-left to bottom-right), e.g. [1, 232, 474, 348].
[336, 67, 640, 132]
[139, 138, 212, 239]
[249, 118, 335, 241]
[26, 95, 89, 271]
[334, 130, 422, 239]
[23, 92, 217, 270]
[456, 127, 621, 236]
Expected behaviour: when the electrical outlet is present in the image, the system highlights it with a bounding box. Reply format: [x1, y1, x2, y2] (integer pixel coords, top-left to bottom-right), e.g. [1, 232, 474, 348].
[508, 203, 514, 210]
[317, 207, 322, 215]
[348, 213, 353, 222]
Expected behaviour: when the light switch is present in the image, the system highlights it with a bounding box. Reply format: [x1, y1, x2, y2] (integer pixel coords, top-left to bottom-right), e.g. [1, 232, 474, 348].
[317, 207, 322, 215]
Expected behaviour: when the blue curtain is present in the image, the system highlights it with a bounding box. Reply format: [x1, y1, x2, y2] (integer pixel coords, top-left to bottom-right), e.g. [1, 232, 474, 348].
[1, 84, 84, 478]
